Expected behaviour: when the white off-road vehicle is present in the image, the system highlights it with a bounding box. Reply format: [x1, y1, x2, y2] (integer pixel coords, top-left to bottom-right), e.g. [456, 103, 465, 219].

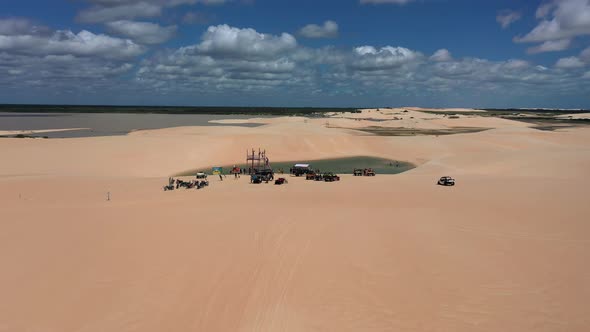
[437, 176, 455, 186]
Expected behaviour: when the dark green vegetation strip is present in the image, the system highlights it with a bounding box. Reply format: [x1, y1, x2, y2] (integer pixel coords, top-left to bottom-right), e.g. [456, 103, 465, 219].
[421, 109, 590, 117]
[511, 118, 590, 131]
[0, 134, 49, 138]
[347, 126, 490, 136]
[482, 108, 590, 115]
[0, 104, 361, 116]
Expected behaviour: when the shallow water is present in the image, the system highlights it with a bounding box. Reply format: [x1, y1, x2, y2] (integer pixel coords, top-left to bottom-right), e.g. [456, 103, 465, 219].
[0, 113, 266, 138]
[179, 156, 415, 176]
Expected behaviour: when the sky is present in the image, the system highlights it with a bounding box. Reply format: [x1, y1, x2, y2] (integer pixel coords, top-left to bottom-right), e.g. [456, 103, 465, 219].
[1, 0, 589, 108]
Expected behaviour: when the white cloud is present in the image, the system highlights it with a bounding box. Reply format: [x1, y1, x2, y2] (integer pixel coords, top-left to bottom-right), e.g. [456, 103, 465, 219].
[84, 0, 224, 4]
[77, 0, 228, 23]
[227, 59, 296, 73]
[430, 49, 452, 62]
[340, 54, 584, 101]
[427, 57, 566, 92]
[0, 52, 136, 94]
[147, 43, 589, 101]
[555, 56, 585, 68]
[527, 38, 571, 54]
[503, 59, 530, 69]
[0, 17, 143, 91]
[3, 14, 587, 105]
[0, 28, 145, 59]
[136, 32, 589, 100]
[360, 0, 414, 4]
[496, 10, 522, 29]
[350, 46, 421, 70]
[290, 46, 346, 65]
[0, 18, 43, 35]
[135, 25, 309, 94]
[536, 2, 555, 19]
[105, 20, 176, 44]
[515, 0, 590, 49]
[77, 2, 162, 23]
[299, 21, 338, 39]
[433, 59, 481, 78]
[195, 24, 297, 59]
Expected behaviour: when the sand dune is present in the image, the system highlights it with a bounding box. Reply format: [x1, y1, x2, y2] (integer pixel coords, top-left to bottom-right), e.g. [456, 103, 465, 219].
[556, 113, 590, 120]
[1, 109, 589, 332]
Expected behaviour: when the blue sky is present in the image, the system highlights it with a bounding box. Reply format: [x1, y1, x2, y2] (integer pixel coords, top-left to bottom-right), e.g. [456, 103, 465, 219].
[1, 0, 589, 108]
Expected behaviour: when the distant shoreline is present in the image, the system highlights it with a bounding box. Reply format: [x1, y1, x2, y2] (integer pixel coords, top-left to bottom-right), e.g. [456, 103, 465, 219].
[1, 105, 589, 116]
[0, 105, 359, 116]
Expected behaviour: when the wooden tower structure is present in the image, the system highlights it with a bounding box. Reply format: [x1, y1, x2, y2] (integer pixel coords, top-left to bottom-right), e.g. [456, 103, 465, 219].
[246, 148, 272, 173]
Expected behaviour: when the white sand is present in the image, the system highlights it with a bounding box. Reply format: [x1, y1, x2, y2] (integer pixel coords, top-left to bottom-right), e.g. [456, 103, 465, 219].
[0, 108, 589, 332]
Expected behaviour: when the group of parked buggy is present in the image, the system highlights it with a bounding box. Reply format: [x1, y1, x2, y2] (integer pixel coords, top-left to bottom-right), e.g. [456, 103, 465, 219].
[163, 165, 456, 192]
[250, 169, 342, 184]
[305, 172, 341, 182]
[250, 171, 289, 185]
[250, 173, 289, 185]
[291, 165, 374, 181]
[163, 177, 209, 191]
[353, 168, 376, 176]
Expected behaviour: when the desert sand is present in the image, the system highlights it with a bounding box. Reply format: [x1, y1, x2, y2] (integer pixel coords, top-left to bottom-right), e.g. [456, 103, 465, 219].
[1, 108, 589, 332]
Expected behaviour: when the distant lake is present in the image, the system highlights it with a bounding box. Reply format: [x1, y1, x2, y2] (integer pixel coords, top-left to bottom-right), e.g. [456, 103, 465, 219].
[0, 113, 268, 138]
[178, 156, 415, 176]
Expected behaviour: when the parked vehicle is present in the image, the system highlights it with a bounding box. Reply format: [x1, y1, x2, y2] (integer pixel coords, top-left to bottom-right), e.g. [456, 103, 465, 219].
[251, 171, 273, 184]
[179, 181, 195, 189]
[293, 169, 307, 177]
[256, 168, 274, 180]
[196, 172, 207, 179]
[292, 163, 312, 176]
[251, 174, 263, 184]
[437, 176, 455, 186]
[274, 178, 287, 185]
[323, 172, 340, 182]
[354, 168, 376, 176]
